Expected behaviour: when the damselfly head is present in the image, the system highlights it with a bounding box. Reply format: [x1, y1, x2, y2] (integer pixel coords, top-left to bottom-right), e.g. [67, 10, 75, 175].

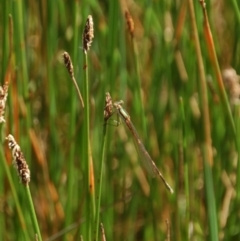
[113, 100, 124, 110]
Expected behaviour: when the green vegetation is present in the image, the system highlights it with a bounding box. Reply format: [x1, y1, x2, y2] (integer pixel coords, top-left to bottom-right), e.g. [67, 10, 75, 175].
[0, 0, 240, 240]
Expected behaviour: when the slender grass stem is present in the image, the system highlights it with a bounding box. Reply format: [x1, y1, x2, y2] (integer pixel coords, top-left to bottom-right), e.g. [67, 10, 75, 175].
[64, 1, 80, 234]
[83, 51, 95, 239]
[231, 0, 240, 24]
[202, 145, 218, 241]
[235, 105, 240, 204]
[25, 185, 42, 241]
[188, 1, 218, 240]
[131, 38, 147, 137]
[199, 0, 240, 200]
[62, 51, 84, 108]
[15, 0, 31, 161]
[108, 1, 119, 92]
[82, 14, 96, 239]
[95, 92, 113, 241]
[180, 97, 190, 228]
[71, 75, 84, 108]
[126, 11, 146, 137]
[83, 51, 91, 240]
[95, 123, 108, 241]
[200, 1, 236, 137]
[188, 0, 213, 165]
[45, 0, 61, 184]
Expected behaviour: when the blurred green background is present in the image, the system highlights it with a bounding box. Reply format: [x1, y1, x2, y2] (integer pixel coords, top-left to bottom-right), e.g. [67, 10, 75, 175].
[1, 0, 240, 240]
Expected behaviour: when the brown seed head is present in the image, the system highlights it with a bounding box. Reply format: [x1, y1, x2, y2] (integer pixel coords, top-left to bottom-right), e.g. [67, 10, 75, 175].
[6, 134, 31, 185]
[82, 15, 94, 54]
[62, 52, 74, 78]
[0, 83, 9, 123]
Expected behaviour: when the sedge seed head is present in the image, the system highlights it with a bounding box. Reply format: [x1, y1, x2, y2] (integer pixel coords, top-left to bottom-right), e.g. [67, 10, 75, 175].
[6, 134, 31, 185]
[0, 83, 9, 123]
[62, 51, 74, 78]
[82, 15, 94, 54]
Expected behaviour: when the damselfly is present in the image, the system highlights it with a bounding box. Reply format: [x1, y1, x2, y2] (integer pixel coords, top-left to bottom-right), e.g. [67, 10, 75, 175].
[113, 100, 174, 194]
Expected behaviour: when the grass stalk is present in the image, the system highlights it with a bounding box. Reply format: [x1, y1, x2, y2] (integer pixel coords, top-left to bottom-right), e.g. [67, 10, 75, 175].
[95, 92, 112, 241]
[188, 0, 213, 165]
[14, 0, 31, 161]
[95, 122, 108, 241]
[231, 0, 240, 24]
[25, 185, 42, 241]
[125, 11, 146, 136]
[199, 0, 240, 199]
[63, 1, 80, 235]
[202, 144, 219, 241]
[188, 0, 218, 239]
[82, 15, 96, 237]
[62, 51, 84, 108]
[200, 1, 236, 137]
[131, 29, 147, 136]
[83, 51, 92, 240]
[180, 97, 190, 230]
[107, 1, 119, 92]
[44, 0, 61, 184]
